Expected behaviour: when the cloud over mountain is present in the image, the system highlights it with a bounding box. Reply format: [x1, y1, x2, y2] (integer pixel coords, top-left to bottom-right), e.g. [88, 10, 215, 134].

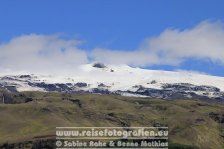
[0, 20, 224, 74]
[0, 34, 88, 74]
[93, 20, 224, 66]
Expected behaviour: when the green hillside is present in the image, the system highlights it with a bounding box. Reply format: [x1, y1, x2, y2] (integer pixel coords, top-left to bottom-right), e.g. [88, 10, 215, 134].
[0, 91, 223, 149]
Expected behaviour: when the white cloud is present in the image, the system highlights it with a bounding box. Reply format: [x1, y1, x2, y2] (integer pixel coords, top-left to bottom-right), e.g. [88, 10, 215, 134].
[92, 20, 224, 66]
[91, 48, 160, 66]
[0, 34, 88, 74]
[1, 20, 224, 74]
[146, 20, 224, 64]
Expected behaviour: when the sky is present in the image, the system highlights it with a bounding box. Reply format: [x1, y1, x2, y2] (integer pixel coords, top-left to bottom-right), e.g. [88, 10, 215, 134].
[0, 0, 224, 76]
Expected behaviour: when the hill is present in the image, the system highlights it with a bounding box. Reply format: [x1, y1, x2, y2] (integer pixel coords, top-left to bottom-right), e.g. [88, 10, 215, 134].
[0, 91, 223, 148]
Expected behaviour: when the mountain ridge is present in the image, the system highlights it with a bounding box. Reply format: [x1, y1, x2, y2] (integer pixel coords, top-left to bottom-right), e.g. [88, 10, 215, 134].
[1, 63, 224, 102]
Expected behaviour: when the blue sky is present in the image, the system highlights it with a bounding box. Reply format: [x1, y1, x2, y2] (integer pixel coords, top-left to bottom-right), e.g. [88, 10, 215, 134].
[0, 0, 224, 76]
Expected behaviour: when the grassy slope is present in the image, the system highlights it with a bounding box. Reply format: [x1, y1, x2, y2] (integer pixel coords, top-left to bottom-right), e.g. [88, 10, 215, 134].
[0, 92, 223, 148]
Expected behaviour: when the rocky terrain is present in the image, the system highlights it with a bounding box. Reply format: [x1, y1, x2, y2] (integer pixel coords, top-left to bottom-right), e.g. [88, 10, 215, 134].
[0, 63, 224, 103]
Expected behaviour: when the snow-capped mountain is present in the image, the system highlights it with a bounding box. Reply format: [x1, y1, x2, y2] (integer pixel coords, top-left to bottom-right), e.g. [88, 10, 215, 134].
[1, 63, 224, 102]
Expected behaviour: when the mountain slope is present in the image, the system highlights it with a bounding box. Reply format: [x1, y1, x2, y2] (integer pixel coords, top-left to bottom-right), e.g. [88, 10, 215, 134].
[0, 93, 224, 148]
[0, 63, 224, 102]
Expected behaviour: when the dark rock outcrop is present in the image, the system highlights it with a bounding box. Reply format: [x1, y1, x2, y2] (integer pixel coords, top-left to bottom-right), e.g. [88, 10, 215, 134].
[209, 112, 224, 123]
[92, 62, 106, 68]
